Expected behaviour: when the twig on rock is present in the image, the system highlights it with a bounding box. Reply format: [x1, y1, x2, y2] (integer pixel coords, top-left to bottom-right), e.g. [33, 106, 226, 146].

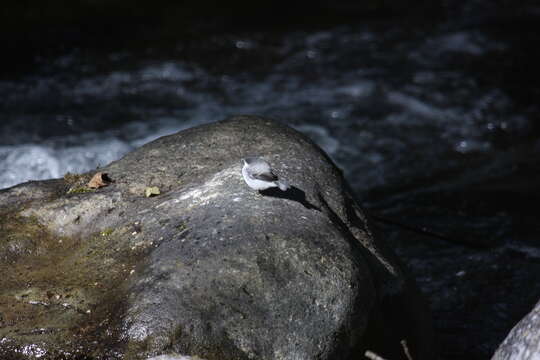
[401, 339, 413, 360]
[368, 211, 491, 249]
[364, 350, 388, 360]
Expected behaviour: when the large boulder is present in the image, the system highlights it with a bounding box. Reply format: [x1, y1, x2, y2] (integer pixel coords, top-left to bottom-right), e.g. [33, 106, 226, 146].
[0, 115, 432, 359]
[492, 299, 540, 360]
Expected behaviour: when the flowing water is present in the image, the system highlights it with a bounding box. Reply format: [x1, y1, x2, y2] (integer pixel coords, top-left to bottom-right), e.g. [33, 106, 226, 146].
[1, 4, 539, 359]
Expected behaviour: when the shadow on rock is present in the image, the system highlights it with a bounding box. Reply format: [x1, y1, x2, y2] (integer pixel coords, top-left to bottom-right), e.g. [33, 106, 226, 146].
[260, 186, 320, 211]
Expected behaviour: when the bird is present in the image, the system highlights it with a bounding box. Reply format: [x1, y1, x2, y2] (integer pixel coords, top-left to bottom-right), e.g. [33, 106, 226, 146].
[241, 157, 290, 192]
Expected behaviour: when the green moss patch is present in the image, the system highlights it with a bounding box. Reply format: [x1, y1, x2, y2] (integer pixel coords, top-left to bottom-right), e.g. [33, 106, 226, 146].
[64, 172, 95, 195]
[66, 186, 95, 194]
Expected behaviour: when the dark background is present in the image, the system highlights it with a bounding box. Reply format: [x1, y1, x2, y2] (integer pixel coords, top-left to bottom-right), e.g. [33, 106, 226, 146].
[1, 1, 540, 359]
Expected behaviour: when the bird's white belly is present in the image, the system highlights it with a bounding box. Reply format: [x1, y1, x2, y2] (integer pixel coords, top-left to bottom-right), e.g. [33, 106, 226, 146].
[242, 167, 276, 190]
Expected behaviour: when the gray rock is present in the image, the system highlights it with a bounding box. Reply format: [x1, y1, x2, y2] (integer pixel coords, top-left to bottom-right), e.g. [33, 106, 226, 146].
[492, 299, 540, 360]
[0, 115, 432, 359]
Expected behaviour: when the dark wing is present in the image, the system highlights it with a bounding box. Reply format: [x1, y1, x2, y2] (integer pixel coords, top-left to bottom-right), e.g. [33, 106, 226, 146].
[250, 168, 278, 182]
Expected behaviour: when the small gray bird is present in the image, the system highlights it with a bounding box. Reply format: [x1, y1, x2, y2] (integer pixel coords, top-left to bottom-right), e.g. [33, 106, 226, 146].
[241, 157, 290, 191]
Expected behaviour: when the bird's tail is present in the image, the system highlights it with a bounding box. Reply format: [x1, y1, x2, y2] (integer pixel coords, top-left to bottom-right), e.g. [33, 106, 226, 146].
[277, 180, 290, 191]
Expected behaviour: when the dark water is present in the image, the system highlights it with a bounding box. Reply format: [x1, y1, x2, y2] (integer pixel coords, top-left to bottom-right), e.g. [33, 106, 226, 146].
[1, 2, 540, 359]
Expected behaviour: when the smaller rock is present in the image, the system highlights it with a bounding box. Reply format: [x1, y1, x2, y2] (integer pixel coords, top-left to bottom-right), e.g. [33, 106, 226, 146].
[492, 299, 540, 359]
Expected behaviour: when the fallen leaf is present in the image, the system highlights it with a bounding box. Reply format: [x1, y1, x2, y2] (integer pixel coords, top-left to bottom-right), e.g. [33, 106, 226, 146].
[87, 172, 113, 189]
[145, 186, 160, 197]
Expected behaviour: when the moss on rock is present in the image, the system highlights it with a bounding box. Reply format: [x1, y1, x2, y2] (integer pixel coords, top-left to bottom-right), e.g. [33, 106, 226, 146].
[0, 210, 144, 358]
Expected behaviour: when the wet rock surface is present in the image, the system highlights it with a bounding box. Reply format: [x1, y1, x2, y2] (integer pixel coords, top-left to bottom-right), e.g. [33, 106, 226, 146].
[0, 116, 432, 359]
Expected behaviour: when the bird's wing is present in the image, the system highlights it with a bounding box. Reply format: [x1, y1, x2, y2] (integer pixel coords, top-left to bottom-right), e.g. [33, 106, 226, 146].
[248, 167, 278, 182]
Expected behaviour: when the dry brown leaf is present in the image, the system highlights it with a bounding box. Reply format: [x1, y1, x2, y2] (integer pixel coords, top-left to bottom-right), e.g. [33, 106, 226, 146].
[87, 172, 112, 189]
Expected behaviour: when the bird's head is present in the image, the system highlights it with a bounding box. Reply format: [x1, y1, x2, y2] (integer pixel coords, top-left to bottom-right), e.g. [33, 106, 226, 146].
[242, 157, 257, 166]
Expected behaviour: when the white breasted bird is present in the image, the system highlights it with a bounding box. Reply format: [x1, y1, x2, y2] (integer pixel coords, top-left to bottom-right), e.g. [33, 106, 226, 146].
[241, 157, 290, 191]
